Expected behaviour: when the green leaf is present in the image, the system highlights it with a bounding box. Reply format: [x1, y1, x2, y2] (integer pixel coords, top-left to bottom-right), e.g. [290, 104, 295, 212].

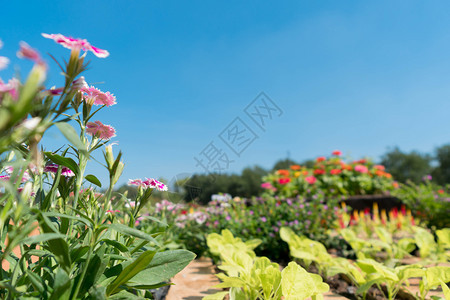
[106, 224, 159, 245]
[26, 270, 45, 294]
[49, 269, 72, 300]
[281, 262, 329, 300]
[55, 122, 87, 152]
[86, 174, 102, 188]
[108, 290, 143, 299]
[22, 233, 66, 245]
[414, 226, 437, 258]
[44, 152, 80, 177]
[100, 239, 128, 252]
[213, 277, 245, 288]
[425, 266, 450, 288]
[88, 286, 107, 300]
[106, 250, 156, 296]
[38, 213, 71, 271]
[440, 279, 450, 300]
[127, 249, 195, 286]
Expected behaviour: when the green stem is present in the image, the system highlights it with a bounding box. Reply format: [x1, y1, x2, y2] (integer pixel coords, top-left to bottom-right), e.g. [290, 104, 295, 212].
[71, 233, 94, 299]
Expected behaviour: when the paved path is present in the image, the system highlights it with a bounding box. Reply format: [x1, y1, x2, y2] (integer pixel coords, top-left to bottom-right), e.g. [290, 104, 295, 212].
[166, 257, 223, 300]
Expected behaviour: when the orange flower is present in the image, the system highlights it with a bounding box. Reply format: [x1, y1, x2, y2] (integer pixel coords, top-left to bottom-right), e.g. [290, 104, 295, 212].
[330, 169, 342, 175]
[375, 170, 384, 177]
[393, 182, 399, 188]
[277, 169, 290, 177]
[290, 165, 301, 170]
[316, 156, 326, 162]
[302, 170, 309, 176]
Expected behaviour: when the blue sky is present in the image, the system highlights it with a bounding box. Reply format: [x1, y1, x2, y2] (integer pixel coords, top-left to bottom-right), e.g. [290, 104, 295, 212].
[2, 1, 450, 186]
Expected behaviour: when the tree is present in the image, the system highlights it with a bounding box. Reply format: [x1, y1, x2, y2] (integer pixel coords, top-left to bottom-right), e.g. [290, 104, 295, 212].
[272, 159, 299, 171]
[178, 165, 268, 204]
[432, 144, 450, 185]
[380, 147, 432, 183]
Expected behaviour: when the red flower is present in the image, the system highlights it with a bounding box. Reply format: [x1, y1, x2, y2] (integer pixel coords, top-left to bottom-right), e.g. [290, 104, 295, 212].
[438, 189, 445, 194]
[314, 169, 325, 175]
[330, 169, 342, 175]
[181, 210, 187, 215]
[305, 176, 317, 184]
[278, 178, 291, 185]
[316, 156, 326, 162]
[332, 150, 342, 156]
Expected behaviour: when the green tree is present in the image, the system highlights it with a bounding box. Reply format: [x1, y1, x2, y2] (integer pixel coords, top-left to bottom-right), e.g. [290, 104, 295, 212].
[431, 144, 450, 184]
[380, 147, 432, 183]
[272, 158, 299, 171]
[179, 165, 268, 204]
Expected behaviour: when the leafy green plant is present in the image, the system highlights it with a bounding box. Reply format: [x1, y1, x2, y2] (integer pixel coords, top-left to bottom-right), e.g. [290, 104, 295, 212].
[339, 227, 415, 264]
[414, 226, 450, 262]
[204, 230, 329, 300]
[393, 179, 450, 229]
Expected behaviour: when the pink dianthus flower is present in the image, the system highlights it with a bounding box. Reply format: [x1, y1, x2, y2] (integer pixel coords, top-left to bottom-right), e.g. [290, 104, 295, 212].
[81, 85, 116, 106]
[42, 33, 109, 58]
[86, 121, 116, 140]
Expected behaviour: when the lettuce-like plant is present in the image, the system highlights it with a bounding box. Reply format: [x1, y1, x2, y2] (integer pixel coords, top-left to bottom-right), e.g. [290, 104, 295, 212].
[204, 230, 329, 300]
[414, 226, 450, 262]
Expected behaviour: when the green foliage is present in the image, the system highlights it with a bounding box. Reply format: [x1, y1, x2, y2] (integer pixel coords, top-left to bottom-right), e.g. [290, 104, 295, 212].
[413, 226, 450, 262]
[432, 144, 450, 185]
[393, 179, 450, 229]
[204, 230, 329, 300]
[282, 226, 450, 300]
[178, 165, 267, 205]
[381, 147, 433, 184]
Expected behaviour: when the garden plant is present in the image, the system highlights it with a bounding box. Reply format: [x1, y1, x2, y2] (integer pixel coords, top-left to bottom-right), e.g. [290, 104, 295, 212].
[0, 34, 195, 299]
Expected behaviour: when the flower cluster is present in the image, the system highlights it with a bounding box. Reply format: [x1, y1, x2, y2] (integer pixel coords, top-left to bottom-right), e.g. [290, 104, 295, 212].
[262, 150, 397, 198]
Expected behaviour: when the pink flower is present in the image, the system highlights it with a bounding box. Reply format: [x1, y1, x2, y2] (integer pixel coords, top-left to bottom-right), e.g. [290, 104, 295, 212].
[86, 121, 116, 140]
[332, 150, 342, 156]
[305, 176, 317, 184]
[0, 78, 19, 100]
[81, 86, 116, 106]
[42, 33, 109, 58]
[17, 42, 43, 64]
[143, 178, 168, 192]
[261, 182, 273, 189]
[128, 178, 168, 192]
[354, 164, 369, 174]
[44, 164, 75, 177]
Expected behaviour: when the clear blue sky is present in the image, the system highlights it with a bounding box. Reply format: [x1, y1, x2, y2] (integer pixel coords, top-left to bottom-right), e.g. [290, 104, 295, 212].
[2, 1, 450, 186]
